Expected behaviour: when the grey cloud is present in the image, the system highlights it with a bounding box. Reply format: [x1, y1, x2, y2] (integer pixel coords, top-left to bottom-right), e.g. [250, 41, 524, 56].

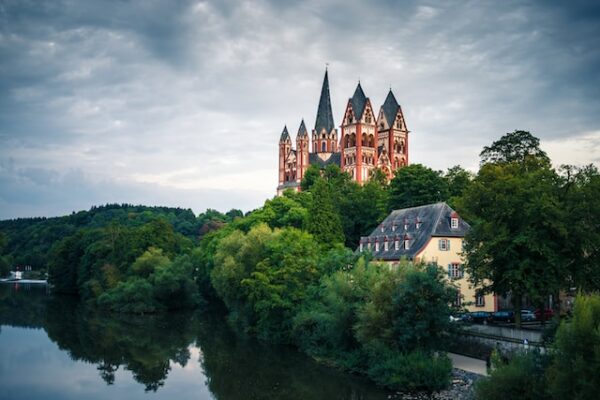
[0, 0, 599, 218]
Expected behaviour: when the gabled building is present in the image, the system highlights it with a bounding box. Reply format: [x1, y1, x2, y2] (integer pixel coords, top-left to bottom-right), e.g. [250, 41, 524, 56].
[359, 202, 496, 312]
[277, 69, 410, 195]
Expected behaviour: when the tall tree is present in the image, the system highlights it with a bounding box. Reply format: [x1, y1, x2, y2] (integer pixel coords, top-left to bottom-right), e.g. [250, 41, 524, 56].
[559, 164, 600, 292]
[480, 130, 550, 165]
[388, 164, 449, 211]
[306, 178, 345, 247]
[444, 165, 473, 206]
[459, 132, 567, 327]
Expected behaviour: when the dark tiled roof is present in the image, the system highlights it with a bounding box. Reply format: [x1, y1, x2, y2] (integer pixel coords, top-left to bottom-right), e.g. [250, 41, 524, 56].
[350, 83, 367, 119]
[278, 181, 301, 189]
[382, 90, 400, 127]
[314, 70, 335, 134]
[297, 119, 308, 137]
[309, 152, 341, 168]
[279, 125, 290, 142]
[359, 202, 470, 261]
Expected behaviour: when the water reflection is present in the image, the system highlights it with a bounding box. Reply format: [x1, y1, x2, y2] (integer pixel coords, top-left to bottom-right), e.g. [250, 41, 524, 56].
[0, 284, 389, 399]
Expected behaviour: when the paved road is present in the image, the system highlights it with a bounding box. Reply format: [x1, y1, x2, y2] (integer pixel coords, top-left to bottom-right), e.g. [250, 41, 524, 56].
[448, 352, 488, 376]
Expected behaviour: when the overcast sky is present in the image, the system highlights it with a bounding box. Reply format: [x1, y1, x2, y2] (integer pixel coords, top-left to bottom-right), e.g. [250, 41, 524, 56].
[1, 0, 599, 219]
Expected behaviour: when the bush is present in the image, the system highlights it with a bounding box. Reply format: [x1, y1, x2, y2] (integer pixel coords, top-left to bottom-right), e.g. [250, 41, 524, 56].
[367, 350, 452, 393]
[546, 293, 600, 400]
[98, 278, 161, 313]
[475, 351, 550, 400]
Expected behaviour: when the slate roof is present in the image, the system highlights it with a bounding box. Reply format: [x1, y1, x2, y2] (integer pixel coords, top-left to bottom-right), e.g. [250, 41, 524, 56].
[350, 83, 368, 119]
[314, 70, 335, 133]
[279, 126, 290, 142]
[359, 202, 470, 261]
[297, 119, 308, 137]
[309, 152, 341, 168]
[382, 90, 400, 127]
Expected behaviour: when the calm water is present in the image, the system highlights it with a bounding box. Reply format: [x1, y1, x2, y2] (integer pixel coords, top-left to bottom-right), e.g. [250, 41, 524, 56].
[0, 284, 389, 400]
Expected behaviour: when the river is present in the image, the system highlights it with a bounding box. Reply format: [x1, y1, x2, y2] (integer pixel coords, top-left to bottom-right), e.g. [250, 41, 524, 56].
[0, 283, 390, 400]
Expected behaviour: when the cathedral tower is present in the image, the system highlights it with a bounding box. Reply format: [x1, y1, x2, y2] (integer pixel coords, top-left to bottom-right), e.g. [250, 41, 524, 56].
[340, 83, 378, 184]
[312, 69, 338, 154]
[376, 90, 409, 179]
[296, 119, 309, 182]
[278, 125, 292, 186]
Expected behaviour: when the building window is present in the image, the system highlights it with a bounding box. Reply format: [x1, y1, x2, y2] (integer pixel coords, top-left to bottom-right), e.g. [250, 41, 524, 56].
[438, 239, 450, 251]
[416, 220, 422, 229]
[475, 292, 485, 307]
[367, 242, 371, 250]
[453, 291, 462, 307]
[448, 262, 463, 279]
[375, 241, 379, 251]
[451, 217, 459, 229]
[384, 240, 388, 251]
[321, 142, 326, 152]
[394, 238, 400, 250]
[359, 242, 363, 252]
[404, 238, 410, 250]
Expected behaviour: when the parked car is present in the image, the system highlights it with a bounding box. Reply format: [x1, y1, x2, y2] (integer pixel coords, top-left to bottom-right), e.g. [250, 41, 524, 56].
[469, 311, 492, 324]
[492, 310, 515, 323]
[534, 308, 554, 320]
[521, 309, 537, 321]
[450, 313, 472, 323]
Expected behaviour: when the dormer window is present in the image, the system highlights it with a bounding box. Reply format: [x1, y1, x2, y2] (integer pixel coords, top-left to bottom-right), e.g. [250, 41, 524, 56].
[394, 236, 400, 250]
[416, 218, 422, 229]
[384, 237, 389, 251]
[404, 234, 410, 250]
[375, 239, 380, 252]
[450, 211, 459, 229]
[392, 223, 396, 232]
[367, 241, 371, 250]
[380, 224, 385, 233]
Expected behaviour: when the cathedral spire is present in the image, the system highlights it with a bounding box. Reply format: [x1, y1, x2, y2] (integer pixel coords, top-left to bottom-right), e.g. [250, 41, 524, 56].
[382, 89, 400, 127]
[314, 69, 335, 133]
[279, 125, 290, 142]
[350, 82, 367, 119]
[297, 119, 308, 137]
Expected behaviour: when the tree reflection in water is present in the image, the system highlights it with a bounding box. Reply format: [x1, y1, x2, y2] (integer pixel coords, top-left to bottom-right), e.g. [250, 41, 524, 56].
[1, 285, 388, 399]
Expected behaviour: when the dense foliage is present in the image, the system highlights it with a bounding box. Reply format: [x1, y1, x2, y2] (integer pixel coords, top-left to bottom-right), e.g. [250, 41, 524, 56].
[458, 130, 600, 325]
[476, 293, 600, 400]
[0, 203, 242, 272]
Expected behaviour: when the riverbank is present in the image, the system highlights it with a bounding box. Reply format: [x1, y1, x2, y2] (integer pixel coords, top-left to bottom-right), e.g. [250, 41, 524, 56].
[390, 368, 483, 400]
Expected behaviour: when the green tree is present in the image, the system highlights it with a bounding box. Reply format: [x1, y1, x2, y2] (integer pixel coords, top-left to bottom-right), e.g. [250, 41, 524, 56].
[480, 130, 551, 165]
[388, 164, 449, 211]
[459, 133, 567, 327]
[0, 232, 11, 277]
[300, 164, 322, 191]
[444, 165, 473, 206]
[306, 178, 344, 247]
[130, 247, 171, 278]
[547, 293, 600, 400]
[560, 165, 600, 292]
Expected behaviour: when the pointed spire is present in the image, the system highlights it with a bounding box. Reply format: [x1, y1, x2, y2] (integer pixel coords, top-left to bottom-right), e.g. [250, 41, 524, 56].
[382, 89, 400, 127]
[350, 82, 367, 119]
[279, 125, 290, 143]
[314, 69, 335, 134]
[297, 119, 308, 138]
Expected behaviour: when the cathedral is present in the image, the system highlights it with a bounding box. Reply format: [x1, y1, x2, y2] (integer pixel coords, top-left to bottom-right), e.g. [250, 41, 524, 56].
[277, 70, 410, 195]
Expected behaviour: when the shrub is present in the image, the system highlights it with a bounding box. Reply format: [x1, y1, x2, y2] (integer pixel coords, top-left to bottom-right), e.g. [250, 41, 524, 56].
[546, 293, 600, 400]
[367, 350, 452, 393]
[475, 351, 550, 400]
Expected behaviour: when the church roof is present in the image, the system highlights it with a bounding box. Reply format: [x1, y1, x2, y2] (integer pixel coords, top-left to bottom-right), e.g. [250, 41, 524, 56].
[360, 202, 470, 260]
[279, 125, 290, 142]
[382, 89, 401, 127]
[297, 119, 308, 137]
[309, 152, 341, 168]
[314, 70, 335, 134]
[350, 83, 368, 119]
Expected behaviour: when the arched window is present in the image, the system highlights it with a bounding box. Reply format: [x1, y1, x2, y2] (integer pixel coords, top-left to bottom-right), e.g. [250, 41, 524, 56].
[321, 142, 326, 152]
[350, 133, 356, 147]
[362, 133, 367, 146]
[368, 135, 375, 147]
